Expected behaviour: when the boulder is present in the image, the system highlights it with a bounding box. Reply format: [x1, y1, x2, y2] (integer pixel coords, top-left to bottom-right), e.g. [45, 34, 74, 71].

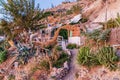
[63, 61, 69, 70]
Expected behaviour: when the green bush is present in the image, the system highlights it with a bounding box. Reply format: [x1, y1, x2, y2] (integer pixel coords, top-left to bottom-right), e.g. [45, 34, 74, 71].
[77, 47, 100, 67]
[0, 47, 4, 52]
[0, 41, 11, 49]
[86, 29, 101, 41]
[98, 29, 111, 41]
[85, 29, 111, 42]
[67, 44, 77, 49]
[39, 24, 47, 29]
[77, 46, 119, 70]
[103, 13, 120, 29]
[41, 11, 53, 18]
[0, 50, 7, 63]
[104, 19, 118, 29]
[71, 5, 82, 14]
[56, 46, 62, 51]
[97, 46, 119, 70]
[8, 74, 15, 80]
[39, 60, 50, 70]
[66, 10, 73, 15]
[45, 45, 54, 50]
[53, 52, 69, 68]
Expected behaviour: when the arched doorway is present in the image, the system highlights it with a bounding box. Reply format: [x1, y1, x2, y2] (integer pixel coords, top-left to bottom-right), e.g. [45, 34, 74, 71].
[59, 29, 68, 40]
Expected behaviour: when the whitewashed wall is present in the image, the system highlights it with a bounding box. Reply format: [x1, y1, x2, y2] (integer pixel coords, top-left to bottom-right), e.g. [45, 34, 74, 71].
[68, 37, 82, 46]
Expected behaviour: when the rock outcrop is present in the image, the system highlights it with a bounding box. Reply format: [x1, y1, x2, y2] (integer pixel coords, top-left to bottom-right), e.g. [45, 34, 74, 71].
[82, 0, 120, 22]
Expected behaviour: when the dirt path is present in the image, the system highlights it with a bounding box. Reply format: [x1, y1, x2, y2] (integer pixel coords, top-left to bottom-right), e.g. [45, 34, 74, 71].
[63, 49, 79, 80]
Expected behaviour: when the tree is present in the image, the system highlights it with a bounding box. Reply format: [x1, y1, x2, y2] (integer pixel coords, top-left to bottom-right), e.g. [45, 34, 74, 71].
[0, 0, 42, 47]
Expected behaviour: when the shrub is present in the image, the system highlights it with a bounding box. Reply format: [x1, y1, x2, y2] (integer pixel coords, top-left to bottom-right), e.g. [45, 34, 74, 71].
[103, 13, 120, 29]
[86, 29, 100, 41]
[77, 46, 119, 70]
[66, 10, 73, 15]
[71, 5, 82, 14]
[0, 47, 4, 52]
[8, 74, 15, 80]
[105, 19, 118, 29]
[45, 45, 54, 50]
[39, 60, 50, 70]
[53, 52, 69, 68]
[98, 29, 111, 41]
[38, 24, 47, 29]
[77, 47, 100, 67]
[85, 29, 111, 42]
[97, 46, 119, 70]
[0, 41, 10, 49]
[67, 44, 77, 49]
[41, 11, 53, 18]
[56, 46, 62, 51]
[0, 50, 7, 63]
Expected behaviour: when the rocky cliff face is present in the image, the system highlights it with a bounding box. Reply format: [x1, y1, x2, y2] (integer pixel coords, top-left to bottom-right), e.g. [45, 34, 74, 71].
[93, 0, 120, 22]
[47, 0, 119, 23]
[82, 0, 120, 22]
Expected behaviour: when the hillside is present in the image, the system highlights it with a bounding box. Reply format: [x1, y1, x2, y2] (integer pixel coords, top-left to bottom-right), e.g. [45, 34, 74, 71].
[46, 0, 120, 23]
[1, 0, 120, 80]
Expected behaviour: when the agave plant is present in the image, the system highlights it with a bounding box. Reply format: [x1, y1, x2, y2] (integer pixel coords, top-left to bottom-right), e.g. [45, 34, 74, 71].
[77, 47, 99, 67]
[97, 46, 119, 70]
[77, 46, 119, 70]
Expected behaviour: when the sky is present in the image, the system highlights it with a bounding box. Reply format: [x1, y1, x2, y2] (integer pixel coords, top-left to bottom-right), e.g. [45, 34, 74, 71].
[35, 0, 75, 9]
[0, 0, 75, 18]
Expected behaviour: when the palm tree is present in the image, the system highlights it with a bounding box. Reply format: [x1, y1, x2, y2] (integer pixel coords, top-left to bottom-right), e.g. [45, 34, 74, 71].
[0, 0, 42, 47]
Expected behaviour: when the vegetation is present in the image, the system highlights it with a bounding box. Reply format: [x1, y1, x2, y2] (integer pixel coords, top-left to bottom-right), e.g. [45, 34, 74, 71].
[77, 46, 119, 70]
[0, 50, 7, 63]
[59, 29, 68, 39]
[56, 46, 62, 51]
[45, 45, 54, 50]
[104, 19, 119, 29]
[39, 50, 69, 70]
[103, 13, 120, 29]
[41, 11, 53, 19]
[33, 24, 47, 30]
[67, 43, 77, 49]
[71, 4, 82, 14]
[97, 46, 119, 70]
[0, 0, 42, 46]
[39, 60, 50, 71]
[85, 29, 111, 42]
[66, 10, 73, 15]
[17, 46, 35, 65]
[53, 52, 69, 68]
[0, 41, 10, 49]
[8, 74, 15, 80]
[77, 47, 99, 67]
